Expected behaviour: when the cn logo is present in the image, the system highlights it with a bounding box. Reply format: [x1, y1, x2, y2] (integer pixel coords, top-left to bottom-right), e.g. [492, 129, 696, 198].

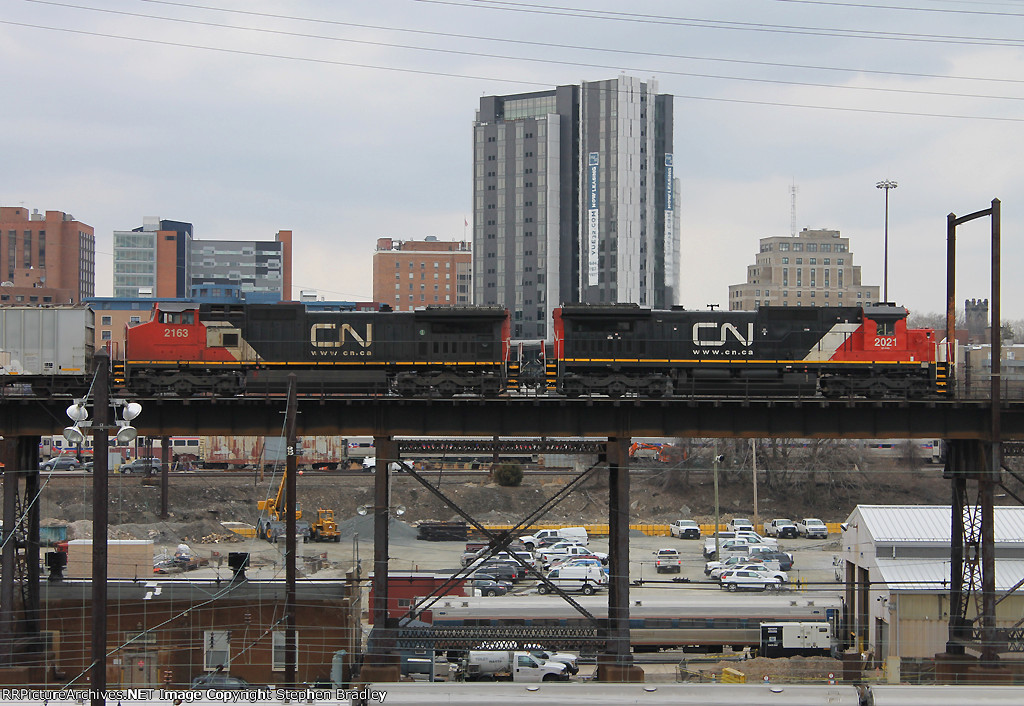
[310, 323, 373, 348]
[692, 322, 754, 347]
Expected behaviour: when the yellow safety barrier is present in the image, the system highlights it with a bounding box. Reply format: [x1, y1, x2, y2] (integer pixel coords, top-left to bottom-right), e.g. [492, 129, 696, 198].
[721, 667, 746, 683]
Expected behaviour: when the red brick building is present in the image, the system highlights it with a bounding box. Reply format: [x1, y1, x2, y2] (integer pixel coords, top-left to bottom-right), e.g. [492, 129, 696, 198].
[0, 207, 95, 305]
[0, 575, 361, 689]
[372, 237, 471, 311]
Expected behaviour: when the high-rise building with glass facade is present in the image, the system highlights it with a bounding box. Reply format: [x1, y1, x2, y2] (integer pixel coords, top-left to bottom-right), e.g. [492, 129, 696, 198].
[113, 218, 291, 301]
[113, 217, 193, 299]
[473, 76, 678, 340]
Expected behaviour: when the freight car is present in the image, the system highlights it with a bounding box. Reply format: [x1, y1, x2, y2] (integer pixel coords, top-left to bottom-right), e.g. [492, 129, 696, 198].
[427, 594, 843, 653]
[552, 303, 946, 399]
[0, 306, 94, 395]
[119, 301, 511, 397]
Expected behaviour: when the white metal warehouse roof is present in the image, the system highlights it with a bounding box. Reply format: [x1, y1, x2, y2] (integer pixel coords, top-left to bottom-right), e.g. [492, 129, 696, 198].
[875, 558, 1024, 592]
[852, 505, 1024, 544]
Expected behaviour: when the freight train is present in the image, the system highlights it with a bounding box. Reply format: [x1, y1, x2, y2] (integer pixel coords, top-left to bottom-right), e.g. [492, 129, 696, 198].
[0, 300, 948, 399]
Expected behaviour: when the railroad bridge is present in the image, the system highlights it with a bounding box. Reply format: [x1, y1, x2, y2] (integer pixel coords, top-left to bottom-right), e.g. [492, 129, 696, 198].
[2, 393, 1023, 683]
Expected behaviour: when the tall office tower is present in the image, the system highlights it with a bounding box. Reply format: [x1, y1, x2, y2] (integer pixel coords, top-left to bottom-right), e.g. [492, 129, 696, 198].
[473, 76, 678, 340]
[113, 217, 193, 298]
[0, 206, 95, 305]
[190, 230, 292, 302]
[372, 237, 471, 311]
[727, 228, 880, 310]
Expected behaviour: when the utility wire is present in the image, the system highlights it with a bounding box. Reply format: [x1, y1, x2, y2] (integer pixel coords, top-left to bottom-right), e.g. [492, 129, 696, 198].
[3, 19, 1022, 122]
[418, 0, 1024, 46]
[18, 1, 1024, 103]
[127, 0, 1024, 85]
[770, 0, 1024, 18]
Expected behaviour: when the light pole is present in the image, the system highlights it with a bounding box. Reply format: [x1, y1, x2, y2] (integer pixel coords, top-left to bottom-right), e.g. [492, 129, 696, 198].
[876, 179, 898, 302]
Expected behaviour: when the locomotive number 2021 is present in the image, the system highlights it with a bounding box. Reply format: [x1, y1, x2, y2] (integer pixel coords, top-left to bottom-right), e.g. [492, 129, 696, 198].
[876, 336, 897, 348]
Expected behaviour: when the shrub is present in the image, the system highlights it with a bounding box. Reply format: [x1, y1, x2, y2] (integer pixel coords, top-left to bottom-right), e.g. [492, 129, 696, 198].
[492, 463, 524, 487]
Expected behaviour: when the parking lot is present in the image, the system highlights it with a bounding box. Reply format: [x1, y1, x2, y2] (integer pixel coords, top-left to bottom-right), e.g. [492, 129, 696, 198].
[376, 529, 843, 594]
[193, 522, 844, 598]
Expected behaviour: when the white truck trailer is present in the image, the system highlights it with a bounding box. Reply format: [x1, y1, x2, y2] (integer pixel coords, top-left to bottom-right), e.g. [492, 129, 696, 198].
[454, 650, 569, 682]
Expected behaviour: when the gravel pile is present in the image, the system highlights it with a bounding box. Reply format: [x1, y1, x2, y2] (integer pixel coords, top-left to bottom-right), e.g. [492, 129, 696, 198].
[334, 514, 419, 543]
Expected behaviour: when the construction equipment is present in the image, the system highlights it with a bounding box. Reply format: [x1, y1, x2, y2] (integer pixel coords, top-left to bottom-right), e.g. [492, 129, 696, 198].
[310, 508, 341, 542]
[628, 442, 672, 464]
[256, 465, 308, 541]
[256, 465, 339, 542]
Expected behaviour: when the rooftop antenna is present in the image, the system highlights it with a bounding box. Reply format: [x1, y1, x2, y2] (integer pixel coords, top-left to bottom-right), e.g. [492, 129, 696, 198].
[790, 180, 799, 237]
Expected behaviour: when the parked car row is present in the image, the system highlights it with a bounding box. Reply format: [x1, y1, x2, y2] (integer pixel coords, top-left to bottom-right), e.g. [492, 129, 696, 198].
[465, 518, 822, 598]
[38, 455, 163, 474]
[670, 517, 832, 542]
[463, 527, 611, 597]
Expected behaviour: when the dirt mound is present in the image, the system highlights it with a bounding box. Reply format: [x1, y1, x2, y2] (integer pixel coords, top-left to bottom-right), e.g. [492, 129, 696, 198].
[36, 461, 950, 543]
[697, 655, 843, 683]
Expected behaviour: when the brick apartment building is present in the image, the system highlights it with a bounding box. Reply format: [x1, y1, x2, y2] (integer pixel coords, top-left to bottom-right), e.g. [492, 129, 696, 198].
[0, 206, 95, 305]
[372, 237, 471, 311]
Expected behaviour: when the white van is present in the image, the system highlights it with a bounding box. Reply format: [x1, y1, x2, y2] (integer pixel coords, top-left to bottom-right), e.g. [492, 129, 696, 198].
[536, 565, 607, 595]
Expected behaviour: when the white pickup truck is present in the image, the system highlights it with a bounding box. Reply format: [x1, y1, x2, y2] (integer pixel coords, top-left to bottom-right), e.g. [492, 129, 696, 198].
[727, 518, 755, 533]
[765, 518, 799, 539]
[797, 518, 829, 539]
[519, 527, 588, 550]
[669, 520, 702, 539]
[653, 548, 683, 573]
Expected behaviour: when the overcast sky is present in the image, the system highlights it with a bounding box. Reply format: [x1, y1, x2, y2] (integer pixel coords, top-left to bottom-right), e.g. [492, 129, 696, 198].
[2, 0, 1022, 319]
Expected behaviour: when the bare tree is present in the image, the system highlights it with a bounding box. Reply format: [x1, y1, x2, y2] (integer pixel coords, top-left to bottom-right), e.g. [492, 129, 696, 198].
[907, 309, 966, 331]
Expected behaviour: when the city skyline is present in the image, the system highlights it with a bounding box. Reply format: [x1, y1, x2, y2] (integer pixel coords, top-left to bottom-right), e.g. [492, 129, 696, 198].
[2, 1, 1021, 318]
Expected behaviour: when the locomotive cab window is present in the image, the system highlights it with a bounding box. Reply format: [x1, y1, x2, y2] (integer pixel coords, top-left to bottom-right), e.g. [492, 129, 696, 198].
[160, 311, 195, 325]
[876, 320, 895, 336]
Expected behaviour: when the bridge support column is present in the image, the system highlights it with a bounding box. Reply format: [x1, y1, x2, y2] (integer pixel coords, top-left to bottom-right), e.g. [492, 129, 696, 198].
[0, 435, 41, 669]
[361, 436, 401, 683]
[938, 439, 1010, 681]
[599, 437, 644, 683]
[159, 436, 170, 519]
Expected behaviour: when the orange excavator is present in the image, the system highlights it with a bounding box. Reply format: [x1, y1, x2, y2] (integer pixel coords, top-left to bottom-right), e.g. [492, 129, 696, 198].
[628, 442, 674, 464]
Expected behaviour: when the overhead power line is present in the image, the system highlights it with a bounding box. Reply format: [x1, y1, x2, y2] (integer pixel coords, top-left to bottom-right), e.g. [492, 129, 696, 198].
[418, 0, 1024, 46]
[4, 18, 1023, 121]
[769, 0, 1024, 18]
[4, 18, 1019, 122]
[19, 0, 1024, 103]
[28, 0, 1024, 85]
